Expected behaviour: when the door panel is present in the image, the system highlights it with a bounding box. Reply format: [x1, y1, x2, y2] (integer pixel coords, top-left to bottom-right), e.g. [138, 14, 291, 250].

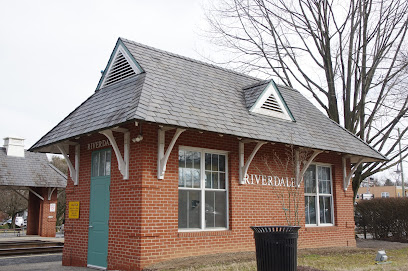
[88, 149, 111, 268]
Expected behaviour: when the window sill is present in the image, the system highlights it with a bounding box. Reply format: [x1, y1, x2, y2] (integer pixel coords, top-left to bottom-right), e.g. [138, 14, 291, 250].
[305, 225, 337, 232]
[178, 229, 231, 238]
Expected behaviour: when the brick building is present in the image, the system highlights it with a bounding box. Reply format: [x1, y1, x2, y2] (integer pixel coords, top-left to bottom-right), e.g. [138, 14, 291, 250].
[356, 185, 408, 200]
[30, 38, 385, 270]
[1, 137, 66, 237]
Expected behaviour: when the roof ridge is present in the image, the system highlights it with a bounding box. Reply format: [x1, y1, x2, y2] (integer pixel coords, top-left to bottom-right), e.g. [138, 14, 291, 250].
[120, 37, 261, 82]
[243, 80, 270, 90]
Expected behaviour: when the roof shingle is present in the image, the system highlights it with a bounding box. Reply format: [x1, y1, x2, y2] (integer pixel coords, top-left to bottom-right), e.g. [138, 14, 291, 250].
[30, 38, 385, 162]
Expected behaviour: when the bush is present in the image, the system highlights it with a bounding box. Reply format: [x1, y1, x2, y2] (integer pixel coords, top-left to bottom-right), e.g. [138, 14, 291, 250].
[355, 198, 408, 241]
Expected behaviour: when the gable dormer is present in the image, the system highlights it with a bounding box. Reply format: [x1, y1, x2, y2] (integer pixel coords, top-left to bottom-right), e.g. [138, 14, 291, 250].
[245, 80, 294, 121]
[97, 40, 144, 90]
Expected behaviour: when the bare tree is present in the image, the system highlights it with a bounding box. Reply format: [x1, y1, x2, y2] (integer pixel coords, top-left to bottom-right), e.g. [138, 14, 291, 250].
[206, 0, 408, 197]
[0, 190, 28, 229]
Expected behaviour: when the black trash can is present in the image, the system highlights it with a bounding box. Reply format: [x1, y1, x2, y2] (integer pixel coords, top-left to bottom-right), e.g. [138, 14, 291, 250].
[251, 226, 300, 271]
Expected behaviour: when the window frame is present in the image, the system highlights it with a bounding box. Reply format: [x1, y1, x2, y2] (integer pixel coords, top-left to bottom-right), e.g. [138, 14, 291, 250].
[381, 192, 390, 198]
[304, 163, 334, 227]
[178, 146, 229, 232]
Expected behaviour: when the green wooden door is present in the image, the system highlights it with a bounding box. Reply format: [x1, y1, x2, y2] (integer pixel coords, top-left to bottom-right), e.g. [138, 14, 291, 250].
[88, 149, 111, 269]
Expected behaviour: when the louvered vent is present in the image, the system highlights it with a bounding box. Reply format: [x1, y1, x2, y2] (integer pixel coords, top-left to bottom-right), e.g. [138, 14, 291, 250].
[103, 51, 136, 87]
[260, 94, 284, 113]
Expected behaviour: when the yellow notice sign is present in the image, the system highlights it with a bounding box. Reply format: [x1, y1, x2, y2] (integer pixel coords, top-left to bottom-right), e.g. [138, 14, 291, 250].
[69, 201, 80, 219]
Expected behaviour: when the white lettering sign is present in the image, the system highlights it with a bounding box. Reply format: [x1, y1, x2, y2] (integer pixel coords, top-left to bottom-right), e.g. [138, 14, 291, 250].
[87, 139, 111, 150]
[244, 174, 298, 187]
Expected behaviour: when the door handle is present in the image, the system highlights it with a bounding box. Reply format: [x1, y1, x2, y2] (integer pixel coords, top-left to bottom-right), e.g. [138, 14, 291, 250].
[89, 225, 93, 228]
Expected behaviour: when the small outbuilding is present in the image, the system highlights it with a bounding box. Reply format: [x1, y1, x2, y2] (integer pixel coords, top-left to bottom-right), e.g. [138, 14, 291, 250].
[30, 38, 385, 270]
[1, 137, 66, 237]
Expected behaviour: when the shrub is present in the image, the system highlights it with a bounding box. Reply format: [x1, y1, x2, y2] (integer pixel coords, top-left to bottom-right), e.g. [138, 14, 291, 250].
[355, 198, 408, 241]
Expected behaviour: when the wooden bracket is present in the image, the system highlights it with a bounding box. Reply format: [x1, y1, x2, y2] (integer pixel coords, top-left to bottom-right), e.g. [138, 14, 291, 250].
[48, 187, 56, 200]
[100, 129, 130, 180]
[239, 140, 267, 184]
[57, 143, 80, 185]
[343, 156, 364, 191]
[28, 188, 44, 201]
[157, 128, 186, 179]
[295, 149, 322, 187]
[11, 188, 29, 201]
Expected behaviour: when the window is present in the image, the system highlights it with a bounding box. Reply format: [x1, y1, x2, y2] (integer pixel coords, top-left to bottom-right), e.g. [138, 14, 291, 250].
[91, 149, 111, 177]
[178, 148, 228, 230]
[381, 192, 390, 198]
[304, 164, 333, 226]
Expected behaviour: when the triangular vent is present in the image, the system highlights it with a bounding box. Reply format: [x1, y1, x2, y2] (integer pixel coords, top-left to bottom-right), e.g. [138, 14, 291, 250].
[103, 51, 136, 87]
[261, 94, 284, 113]
[249, 80, 294, 121]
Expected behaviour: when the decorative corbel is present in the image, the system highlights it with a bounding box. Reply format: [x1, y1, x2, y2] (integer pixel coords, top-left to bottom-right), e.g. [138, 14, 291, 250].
[295, 149, 323, 187]
[57, 143, 80, 185]
[99, 128, 130, 180]
[48, 187, 56, 200]
[158, 127, 186, 179]
[239, 140, 267, 184]
[343, 156, 364, 191]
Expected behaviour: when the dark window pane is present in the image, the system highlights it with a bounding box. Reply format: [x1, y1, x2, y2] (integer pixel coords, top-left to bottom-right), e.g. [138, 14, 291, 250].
[179, 150, 185, 168]
[99, 151, 106, 176]
[212, 154, 219, 171]
[205, 153, 211, 171]
[205, 191, 215, 228]
[319, 196, 332, 224]
[318, 166, 331, 194]
[214, 191, 227, 227]
[178, 168, 184, 187]
[193, 152, 200, 169]
[185, 169, 192, 188]
[178, 190, 201, 229]
[212, 172, 218, 189]
[178, 190, 187, 228]
[219, 173, 226, 189]
[193, 169, 200, 188]
[185, 151, 193, 168]
[219, 155, 225, 172]
[305, 196, 316, 225]
[205, 191, 227, 228]
[304, 165, 316, 194]
[92, 153, 99, 177]
[105, 150, 111, 176]
[205, 171, 211, 188]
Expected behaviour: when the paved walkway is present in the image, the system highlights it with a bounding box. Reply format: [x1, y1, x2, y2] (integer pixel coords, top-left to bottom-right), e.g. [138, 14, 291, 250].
[0, 254, 89, 271]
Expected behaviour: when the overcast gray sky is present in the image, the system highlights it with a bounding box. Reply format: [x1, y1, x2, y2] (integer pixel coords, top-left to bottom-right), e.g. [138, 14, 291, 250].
[0, 0, 404, 181]
[0, 0, 208, 148]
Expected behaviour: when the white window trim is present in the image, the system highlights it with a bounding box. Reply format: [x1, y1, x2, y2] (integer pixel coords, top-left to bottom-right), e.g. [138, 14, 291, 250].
[178, 146, 229, 232]
[381, 192, 390, 198]
[305, 163, 335, 227]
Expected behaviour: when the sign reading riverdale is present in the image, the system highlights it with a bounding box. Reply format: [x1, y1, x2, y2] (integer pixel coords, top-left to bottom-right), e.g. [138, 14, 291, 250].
[244, 174, 299, 187]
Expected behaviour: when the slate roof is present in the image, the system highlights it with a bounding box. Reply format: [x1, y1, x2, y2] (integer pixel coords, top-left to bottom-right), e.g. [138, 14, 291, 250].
[243, 81, 269, 109]
[30, 38, 385, 162]
[0, 148, 66, 188]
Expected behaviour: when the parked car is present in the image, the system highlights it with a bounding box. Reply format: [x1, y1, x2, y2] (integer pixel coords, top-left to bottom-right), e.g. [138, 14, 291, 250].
[0, 219, 10, 226]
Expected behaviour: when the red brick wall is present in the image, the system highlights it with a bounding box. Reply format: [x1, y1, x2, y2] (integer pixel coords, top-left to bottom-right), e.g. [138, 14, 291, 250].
[62, 122, 355, 270]
[27, 187, 57, 237]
